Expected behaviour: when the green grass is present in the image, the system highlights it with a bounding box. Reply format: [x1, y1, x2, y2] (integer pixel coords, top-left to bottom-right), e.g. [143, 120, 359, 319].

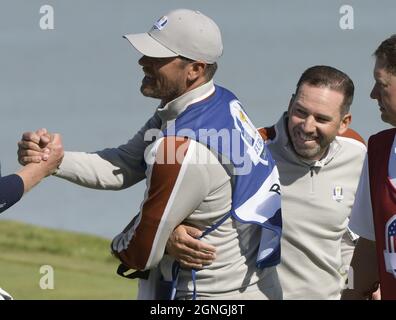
[0, 220, 138, 299]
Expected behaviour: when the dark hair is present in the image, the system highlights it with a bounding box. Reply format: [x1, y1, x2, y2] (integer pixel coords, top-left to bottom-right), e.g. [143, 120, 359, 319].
[374, 34, 396, 76]
[295, 65, 355, 115]
[204, 63, 218, 80]
[179, 56, 218, 81]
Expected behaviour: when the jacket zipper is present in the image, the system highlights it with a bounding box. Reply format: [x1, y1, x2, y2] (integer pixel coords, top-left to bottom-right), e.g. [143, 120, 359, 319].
[310, 167, 314, 193]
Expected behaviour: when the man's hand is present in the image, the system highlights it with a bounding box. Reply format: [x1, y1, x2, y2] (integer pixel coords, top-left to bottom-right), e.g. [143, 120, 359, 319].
[166, 224, 216, 269]
[370, 284, 381, 300]
[38, 133, 64, 176]
[18, 128, 52, 165]
[16, 133, 64, 193]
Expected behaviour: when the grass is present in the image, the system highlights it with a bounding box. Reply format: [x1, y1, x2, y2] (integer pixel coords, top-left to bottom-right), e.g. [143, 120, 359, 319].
[0, 220, 138, 299]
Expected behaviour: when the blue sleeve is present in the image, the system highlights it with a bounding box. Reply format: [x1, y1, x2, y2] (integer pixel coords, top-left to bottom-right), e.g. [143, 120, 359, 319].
[0, 174, 24, 213]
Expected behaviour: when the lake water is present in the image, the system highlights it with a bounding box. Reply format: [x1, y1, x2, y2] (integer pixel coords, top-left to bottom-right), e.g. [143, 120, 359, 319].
[1, 0, 395, 238]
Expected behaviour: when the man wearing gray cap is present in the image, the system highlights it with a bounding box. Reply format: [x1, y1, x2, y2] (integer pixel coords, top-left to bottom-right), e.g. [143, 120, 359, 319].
[18, 9, 282, 300]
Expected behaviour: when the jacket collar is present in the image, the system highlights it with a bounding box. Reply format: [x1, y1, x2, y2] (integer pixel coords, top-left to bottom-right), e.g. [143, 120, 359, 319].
[156, 80, 215, 125]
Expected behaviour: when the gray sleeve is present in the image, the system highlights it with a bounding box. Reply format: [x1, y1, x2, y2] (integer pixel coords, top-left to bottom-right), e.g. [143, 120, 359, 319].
[111, 139, 211, 270]
[55, 114, 162, 190]
[144, 142, 211, 269]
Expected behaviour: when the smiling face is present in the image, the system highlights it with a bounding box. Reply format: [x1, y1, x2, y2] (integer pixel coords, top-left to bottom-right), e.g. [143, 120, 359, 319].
[138, 55, 191, 105]
[287, 83, 351, 161]
[370, 58, 396, 127]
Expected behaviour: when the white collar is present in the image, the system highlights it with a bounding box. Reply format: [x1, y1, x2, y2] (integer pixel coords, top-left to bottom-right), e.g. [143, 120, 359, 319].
[157, 80, 215, 124]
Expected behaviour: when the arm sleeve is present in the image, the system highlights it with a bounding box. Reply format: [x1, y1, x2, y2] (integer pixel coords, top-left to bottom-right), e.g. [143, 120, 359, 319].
[348, 155, 376, 241]
[111, 138, 210, 270]
[340, 228, 357, 268]
[55, 114, 162, 190]
[0, 174, 24, 213]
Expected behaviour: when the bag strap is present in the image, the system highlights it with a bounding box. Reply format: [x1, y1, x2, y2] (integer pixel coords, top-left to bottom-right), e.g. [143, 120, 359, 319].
[171, 211, 233, 300]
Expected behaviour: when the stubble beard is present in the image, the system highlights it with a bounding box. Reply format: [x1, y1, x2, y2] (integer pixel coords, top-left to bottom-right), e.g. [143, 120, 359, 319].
[140, 82, 183, 104]
[291, 130, 327, 161]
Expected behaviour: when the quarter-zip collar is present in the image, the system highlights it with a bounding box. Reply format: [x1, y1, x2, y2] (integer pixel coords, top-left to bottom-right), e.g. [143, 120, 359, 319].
[156, 80, 215, 127]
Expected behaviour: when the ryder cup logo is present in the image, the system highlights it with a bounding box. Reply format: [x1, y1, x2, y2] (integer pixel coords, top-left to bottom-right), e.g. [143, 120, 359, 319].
[384, 215, 396, 278]
[153, 16, 168, 30]
[229, 100, 268, 166]
[332, 186, 344, 202]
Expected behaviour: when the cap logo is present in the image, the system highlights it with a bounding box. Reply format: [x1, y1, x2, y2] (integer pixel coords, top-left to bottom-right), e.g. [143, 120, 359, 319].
[153, 16, 168, 30]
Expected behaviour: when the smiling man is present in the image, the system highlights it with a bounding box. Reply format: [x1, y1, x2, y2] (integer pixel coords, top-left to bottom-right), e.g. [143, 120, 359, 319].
[266, 67, 366, 299]
[287, 84, 348, 161]
[168, 65, 367, 299]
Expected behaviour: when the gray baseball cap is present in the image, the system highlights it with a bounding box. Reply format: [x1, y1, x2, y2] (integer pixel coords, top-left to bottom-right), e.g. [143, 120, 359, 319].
[124, 9, 223, 64]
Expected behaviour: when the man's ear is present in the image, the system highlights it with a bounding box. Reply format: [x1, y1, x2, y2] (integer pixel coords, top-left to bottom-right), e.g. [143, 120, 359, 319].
[338, 113, 352, 135]
[187, 61, 206, 82]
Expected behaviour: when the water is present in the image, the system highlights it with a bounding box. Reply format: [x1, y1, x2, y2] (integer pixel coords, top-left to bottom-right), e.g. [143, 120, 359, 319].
[1, 0, 395, 238]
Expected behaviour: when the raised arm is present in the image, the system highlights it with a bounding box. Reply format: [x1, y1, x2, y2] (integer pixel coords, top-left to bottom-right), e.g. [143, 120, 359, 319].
[1, 133, 63, 213]
[17, 114, 162, 190]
